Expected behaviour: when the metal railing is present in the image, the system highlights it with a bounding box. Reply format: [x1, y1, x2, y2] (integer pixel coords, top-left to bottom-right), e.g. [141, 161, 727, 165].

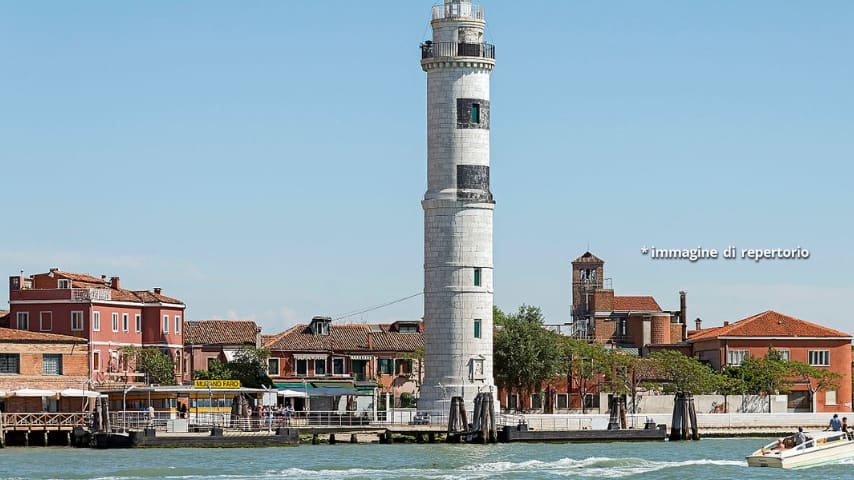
[432, 3, 485, 20]
[105, 409, 452, 432]
[71, 288, 112, 301]
[421, 41, 495, 60]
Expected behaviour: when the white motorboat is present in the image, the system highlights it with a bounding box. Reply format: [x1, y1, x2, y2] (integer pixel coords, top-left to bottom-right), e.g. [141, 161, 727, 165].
[746, 430, 854, 469]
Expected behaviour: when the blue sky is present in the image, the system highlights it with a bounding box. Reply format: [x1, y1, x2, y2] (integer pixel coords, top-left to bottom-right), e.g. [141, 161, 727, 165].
[1, 1, 852, 336]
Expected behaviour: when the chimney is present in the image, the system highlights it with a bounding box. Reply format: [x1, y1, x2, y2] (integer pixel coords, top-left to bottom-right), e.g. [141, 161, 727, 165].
[695, 317, 702, 331]
[256, 326, 262, 349]
[110, 276, 120, 290]
[153, 287, 162, 295]
[723, 321, 729, 327]
[679, 290, 687, 325]
[367, 331, 373, 350]
[50, 268, 59, 273]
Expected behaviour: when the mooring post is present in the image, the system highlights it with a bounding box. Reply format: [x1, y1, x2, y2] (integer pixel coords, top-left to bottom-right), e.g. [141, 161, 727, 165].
[311, 434, 319, 445]
[687, 393, 700, 440]
[670, 392, 683, 441]
[349, 434, 358, 444]
[329, 433, 336, 445]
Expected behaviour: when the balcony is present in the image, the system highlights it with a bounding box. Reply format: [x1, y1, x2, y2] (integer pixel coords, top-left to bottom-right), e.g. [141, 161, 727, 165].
[432, 3, 485, 21]
[72, 288, 112, 302]
[420, 41, 495, 60]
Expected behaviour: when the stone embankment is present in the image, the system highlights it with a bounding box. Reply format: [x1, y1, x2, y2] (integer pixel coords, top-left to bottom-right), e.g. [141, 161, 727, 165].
[512, 413, 838, 437]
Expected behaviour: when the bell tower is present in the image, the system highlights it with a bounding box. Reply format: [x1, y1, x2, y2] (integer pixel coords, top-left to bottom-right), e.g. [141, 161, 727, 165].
[418, 0, 497, 415]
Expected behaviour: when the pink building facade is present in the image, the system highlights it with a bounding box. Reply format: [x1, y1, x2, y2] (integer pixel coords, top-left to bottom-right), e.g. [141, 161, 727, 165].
[7, 269, 185, 386]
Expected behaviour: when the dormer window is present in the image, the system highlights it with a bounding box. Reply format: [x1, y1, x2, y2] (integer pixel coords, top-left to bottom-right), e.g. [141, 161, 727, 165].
[398, 324, 419, 334]
[58, 279, 70, 289]
[310, 316, 332, 336]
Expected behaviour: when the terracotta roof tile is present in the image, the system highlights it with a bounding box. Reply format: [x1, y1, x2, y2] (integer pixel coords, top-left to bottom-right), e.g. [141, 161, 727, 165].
[41, 269, 184, 305]
[184, 320, 259, 346]
[0, 327, 87, 343]
[613, 296, 661, 311]
[689, 310, 852, 341]
[132, 291, 184, 305]
[55, 271, 107, 284]
[264, 323, 423, 353]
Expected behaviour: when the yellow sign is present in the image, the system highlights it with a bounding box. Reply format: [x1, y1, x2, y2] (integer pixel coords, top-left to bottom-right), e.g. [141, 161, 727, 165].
[194, 379, 241, 389]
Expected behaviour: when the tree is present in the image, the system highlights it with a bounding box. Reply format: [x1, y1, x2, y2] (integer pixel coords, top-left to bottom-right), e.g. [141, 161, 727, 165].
[559, 337, 609, 413]
[789, 360, 841, 411]
[493, 304, 561, 411]
[191, 347, 273, 388]
[121, 346, 176, 385]
[493, 305, 507, 326]
[193, 359, 231, 381]
[718, 366, 748, 413]
[399, 345, 425, 397]
[228, 347, 274, 388]
[739, 348, 791, 398]
[646, 350, 721, 394]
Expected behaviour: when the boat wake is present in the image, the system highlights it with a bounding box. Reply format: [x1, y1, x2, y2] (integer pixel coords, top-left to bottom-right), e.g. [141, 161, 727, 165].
[255, 457, 746, 479]
[461, 457, 745, 478]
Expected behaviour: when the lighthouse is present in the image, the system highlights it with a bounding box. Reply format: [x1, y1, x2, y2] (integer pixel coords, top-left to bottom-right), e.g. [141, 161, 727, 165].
[419, 0, 497, 416]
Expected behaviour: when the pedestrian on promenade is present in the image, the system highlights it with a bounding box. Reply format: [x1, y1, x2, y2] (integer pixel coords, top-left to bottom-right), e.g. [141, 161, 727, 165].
[828, 413, 842, 431]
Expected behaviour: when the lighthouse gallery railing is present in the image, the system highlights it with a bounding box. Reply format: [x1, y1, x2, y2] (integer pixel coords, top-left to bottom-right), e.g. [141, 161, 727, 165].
[421, 41, 495, 60]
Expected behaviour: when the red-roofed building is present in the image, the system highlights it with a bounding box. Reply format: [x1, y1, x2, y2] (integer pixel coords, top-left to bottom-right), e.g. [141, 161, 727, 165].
[0, 327, 90, 412]
[8, 269, 186, 387]
[570, 252, 687, 349]
[264, 316, 423, 411]
[681, 311, 852, 412]
[182, 319, 261, 384]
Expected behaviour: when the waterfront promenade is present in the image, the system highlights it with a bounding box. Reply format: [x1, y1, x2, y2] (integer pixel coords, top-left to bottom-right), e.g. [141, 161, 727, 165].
[2, 408, 840, 448]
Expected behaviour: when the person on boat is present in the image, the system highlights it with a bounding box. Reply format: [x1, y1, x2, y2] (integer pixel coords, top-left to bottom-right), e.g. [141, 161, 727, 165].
[829, 414, 842, 431]
[794, 427, 806, 446]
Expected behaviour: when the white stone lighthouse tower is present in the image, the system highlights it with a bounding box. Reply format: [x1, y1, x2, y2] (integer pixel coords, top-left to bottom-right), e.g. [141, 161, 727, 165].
[419, 0, 496, 416]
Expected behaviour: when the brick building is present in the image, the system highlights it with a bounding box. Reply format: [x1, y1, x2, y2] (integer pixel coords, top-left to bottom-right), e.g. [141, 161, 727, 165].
[0, 327, 90, 412]
[182, 319, 262, 383]
[264, 316, 423, 410]
[570, 252, 688, 349]
[7, 269, 185, 386]
[683, 311, 852, 412]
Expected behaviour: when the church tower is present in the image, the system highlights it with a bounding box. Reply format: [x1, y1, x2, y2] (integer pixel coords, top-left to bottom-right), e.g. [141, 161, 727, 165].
[419, 0, 497, 415]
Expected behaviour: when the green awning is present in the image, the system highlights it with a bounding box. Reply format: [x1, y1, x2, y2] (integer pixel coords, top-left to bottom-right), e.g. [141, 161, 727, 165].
[274, 382, 314, 390]
[312, 380, 355, 388]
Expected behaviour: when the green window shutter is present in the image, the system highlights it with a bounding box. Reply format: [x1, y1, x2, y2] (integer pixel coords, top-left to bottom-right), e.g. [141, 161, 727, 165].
[474, 319, 481, 339]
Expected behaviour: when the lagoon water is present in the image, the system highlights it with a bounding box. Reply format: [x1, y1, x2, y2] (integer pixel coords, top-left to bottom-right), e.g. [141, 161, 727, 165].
[1, 438, 851, 479]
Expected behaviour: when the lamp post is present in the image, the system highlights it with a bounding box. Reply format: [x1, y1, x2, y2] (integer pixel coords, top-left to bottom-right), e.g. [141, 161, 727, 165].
[122, 384, 135, 432]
